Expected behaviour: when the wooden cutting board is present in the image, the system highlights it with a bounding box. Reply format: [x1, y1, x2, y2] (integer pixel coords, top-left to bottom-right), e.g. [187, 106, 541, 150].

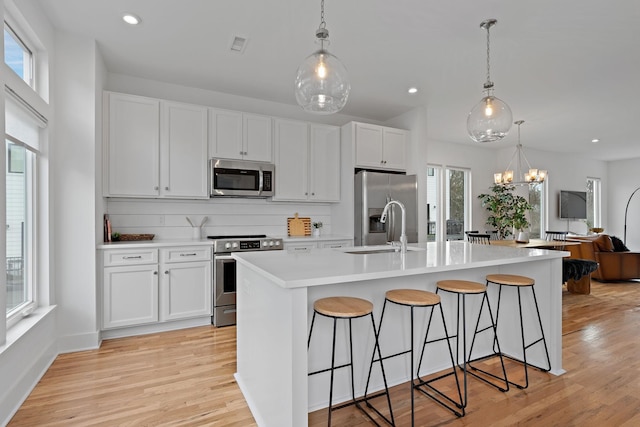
[287, 213, 311, 236]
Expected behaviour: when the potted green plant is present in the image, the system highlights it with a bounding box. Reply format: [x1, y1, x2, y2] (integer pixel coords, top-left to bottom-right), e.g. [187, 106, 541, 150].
[312, 221, 323, 237]
[478, 184, 532, 240]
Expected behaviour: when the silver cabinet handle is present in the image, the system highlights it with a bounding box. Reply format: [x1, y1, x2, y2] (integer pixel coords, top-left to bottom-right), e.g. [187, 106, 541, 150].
[123, 255, 142, 259]
[154, 186, 159, 190]
[153, 271, 158, 275]
[179, 253, 197, 257]
[165, 186, 169, 190]
[164, 270, 169, 274]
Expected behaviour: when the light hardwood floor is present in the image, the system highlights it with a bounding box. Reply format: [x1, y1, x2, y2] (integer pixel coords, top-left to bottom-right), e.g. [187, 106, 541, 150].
[9, 280, 640, 426]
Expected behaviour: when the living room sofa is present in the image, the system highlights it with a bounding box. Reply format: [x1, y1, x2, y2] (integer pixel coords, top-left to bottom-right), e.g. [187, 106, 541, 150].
[566, 234, 640, 281]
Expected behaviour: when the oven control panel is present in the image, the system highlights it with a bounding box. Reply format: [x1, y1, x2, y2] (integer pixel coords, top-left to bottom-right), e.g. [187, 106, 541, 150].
[214, 238, 282, 253]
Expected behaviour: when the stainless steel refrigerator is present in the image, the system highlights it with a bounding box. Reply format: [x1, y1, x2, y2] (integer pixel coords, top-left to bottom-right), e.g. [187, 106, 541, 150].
[354, 170, 418, 246]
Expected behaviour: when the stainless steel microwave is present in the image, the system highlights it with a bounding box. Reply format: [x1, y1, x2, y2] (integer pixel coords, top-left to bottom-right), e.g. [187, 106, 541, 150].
[210, 159, 275, 197]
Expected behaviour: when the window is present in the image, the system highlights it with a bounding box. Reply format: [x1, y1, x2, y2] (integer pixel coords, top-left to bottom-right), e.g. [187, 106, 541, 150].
[4, 22, 33, 87]
[527, 182, 546, 239]
[6, 141, 35, 319]
[586, 177, 601, 229]
[427, 165, 470, 241]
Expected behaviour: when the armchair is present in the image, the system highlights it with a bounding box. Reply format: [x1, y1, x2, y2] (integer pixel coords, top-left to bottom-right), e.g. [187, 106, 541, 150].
[567, 234, 640, 281]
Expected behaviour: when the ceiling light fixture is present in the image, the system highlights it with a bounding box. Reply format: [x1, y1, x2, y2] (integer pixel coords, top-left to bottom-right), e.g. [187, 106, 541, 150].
[122, 13, 141, 25]
[467, 19, 512, 143]
[294, 0, 350, 114]
[494, 120, 546, 185]
[408, 87, 418, 94]
[591, 138, 600, 143]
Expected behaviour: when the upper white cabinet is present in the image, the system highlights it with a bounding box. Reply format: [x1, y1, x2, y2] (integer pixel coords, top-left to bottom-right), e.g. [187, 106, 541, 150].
[273, 119, 340, 202]
[106, 92, 160, 197]
[209, 108, 272, 162]
[104, 92, 208, 199]
[160, 101, 209, 198]
[351, 122, 408, 171]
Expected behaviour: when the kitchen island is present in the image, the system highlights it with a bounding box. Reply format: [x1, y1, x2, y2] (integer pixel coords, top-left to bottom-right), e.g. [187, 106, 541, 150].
[233, 241, 566, 427]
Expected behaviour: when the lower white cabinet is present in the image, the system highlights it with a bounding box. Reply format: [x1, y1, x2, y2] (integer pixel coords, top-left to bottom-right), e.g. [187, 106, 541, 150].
[103, 263, 159, 329]
[160, 250, 212, 321]
[284, 238, 352, 252]
[101, 245, 212, 330]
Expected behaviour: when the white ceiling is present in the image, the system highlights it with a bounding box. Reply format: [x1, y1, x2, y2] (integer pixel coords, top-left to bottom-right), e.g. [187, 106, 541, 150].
[36, 0, 640, 161]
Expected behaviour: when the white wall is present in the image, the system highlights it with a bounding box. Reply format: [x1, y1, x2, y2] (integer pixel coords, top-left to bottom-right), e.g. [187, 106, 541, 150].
[52, 31, 101, 352]
[607, 158, 640, 250]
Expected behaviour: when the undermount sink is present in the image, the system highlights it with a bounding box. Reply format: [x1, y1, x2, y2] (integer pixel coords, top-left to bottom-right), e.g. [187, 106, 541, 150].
[343, 246, 424, 255]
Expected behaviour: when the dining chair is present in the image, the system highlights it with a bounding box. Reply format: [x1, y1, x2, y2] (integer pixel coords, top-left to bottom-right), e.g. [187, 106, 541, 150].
[545, 231, 568, 241]
[467, 233, 491, 244]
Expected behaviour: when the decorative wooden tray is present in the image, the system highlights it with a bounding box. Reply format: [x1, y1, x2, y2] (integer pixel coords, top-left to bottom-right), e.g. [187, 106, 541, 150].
[287, 213, 311, 236]
[119, 233, 155, 241]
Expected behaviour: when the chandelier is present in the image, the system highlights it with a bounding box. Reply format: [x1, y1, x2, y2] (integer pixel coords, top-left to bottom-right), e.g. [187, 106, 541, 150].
[494, 120, 546, 185]
[294, 0, 350, 114]
[467, 19, 513, 143]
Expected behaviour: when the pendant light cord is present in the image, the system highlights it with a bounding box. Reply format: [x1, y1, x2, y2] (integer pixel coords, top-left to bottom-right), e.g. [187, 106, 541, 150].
[319, 0, 326, 29]
[484, 23, 493, 89]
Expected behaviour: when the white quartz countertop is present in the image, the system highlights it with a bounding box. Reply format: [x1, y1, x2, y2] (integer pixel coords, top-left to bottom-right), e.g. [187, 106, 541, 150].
[97, 239, 213, 250]
[233, 241, 568, 289]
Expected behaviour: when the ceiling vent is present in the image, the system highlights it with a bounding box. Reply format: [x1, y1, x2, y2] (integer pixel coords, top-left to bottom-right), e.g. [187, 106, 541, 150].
[229, 36, 248, 54]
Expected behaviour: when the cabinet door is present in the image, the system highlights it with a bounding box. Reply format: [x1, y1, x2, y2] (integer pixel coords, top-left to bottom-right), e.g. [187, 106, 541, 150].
[161, 102, 209, 198]
[273, 119, 309, 201]
[103, 265, 159, 329]
[209, 108, 243, 159]
[354, 123, 384, 169]
[382, 127, 407, 171]
[309, 124, 340, 202]
[160, 261, 212, 321]
[243, 113, 273, 162]
[107, 93, 160, 197]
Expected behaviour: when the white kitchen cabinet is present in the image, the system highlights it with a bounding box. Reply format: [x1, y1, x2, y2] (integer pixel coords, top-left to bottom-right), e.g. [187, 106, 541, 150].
[106, 92, 160, 197]
[351, 122, 408, 171]
[283, 238, 352, 252]
[273, 119, 340, 202]
[318, 239, 352, 249]
[160, 246, 212, 321]
[160, 101, 209, 198]
[104, 92, 208, 199]
[209, 108, 272, 162]
[102, 248, 160, 329]
[100, 245, 212, 331]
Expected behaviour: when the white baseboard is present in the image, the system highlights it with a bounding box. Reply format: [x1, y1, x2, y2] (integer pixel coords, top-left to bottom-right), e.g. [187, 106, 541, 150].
[57, 330, 101, 354]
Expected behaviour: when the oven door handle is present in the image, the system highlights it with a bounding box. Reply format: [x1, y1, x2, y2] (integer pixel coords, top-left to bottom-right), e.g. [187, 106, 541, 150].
[215, 254, 235, 261]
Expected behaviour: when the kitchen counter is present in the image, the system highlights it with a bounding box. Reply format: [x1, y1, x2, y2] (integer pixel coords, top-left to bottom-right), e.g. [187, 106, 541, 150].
[233, 241, 566, 427]
[96, 238, 214, 249]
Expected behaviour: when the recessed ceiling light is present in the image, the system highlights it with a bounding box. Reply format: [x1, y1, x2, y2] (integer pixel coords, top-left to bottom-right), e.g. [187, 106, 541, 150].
[591, 138, 600, 143]
[408, 87, 418, 94]
[122, 13, 141, 25]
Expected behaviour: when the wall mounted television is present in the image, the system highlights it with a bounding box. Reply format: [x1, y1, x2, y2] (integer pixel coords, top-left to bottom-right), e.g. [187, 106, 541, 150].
[559, 190, 587, 219]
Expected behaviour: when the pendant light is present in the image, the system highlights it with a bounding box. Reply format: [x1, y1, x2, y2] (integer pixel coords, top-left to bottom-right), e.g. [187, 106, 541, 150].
[294, 0, 350, 114]
[494, 120, 546, 185]
[467, 19, 512, 143]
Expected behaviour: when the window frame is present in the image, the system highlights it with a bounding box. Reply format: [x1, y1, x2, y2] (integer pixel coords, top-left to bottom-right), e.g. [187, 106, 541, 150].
[4, 20, 34, 88]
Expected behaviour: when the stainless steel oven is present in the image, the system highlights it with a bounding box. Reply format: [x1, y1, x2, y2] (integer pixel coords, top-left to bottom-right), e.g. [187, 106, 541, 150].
[209, 234, 282, 326]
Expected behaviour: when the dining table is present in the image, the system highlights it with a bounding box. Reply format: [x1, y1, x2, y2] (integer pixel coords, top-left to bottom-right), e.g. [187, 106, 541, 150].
[490, 238, 580, 250]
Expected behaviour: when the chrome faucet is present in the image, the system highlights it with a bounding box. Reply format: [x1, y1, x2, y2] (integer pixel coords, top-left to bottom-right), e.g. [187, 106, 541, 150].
[380, 200, 407, 253]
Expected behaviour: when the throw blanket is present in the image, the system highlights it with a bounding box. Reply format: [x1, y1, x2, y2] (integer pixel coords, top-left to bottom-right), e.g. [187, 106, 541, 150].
[562, 259, 599, 283]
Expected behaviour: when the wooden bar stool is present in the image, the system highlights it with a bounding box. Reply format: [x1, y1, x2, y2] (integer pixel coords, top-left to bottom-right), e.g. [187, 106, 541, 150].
[365, 289, 464, 425]
[485, 274, 551, 389]
[435, 280, 509, 409]
[308, 296, 395, 426]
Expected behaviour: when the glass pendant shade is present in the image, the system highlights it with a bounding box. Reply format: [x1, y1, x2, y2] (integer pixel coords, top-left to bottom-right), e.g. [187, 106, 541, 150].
[467, 93, 513, 143]
[295, 48, 350, 114]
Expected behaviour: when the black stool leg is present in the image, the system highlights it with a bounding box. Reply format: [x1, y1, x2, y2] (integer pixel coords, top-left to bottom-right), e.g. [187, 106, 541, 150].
[414, 302, 464, 417]
[490, 283, 552, 389]
[328, 317, 338, 427]
[466, 292, 509, 392]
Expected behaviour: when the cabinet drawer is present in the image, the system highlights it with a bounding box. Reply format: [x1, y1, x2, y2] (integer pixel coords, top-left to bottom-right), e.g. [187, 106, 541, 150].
[319, 240, 352, 249]
[161, 246, 212, 263]
[103, 249, 158, 267]
[285, 243, 316, 253]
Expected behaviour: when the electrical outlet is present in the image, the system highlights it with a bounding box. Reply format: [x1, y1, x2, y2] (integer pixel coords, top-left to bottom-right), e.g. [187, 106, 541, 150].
[158, 215, 165, 226]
